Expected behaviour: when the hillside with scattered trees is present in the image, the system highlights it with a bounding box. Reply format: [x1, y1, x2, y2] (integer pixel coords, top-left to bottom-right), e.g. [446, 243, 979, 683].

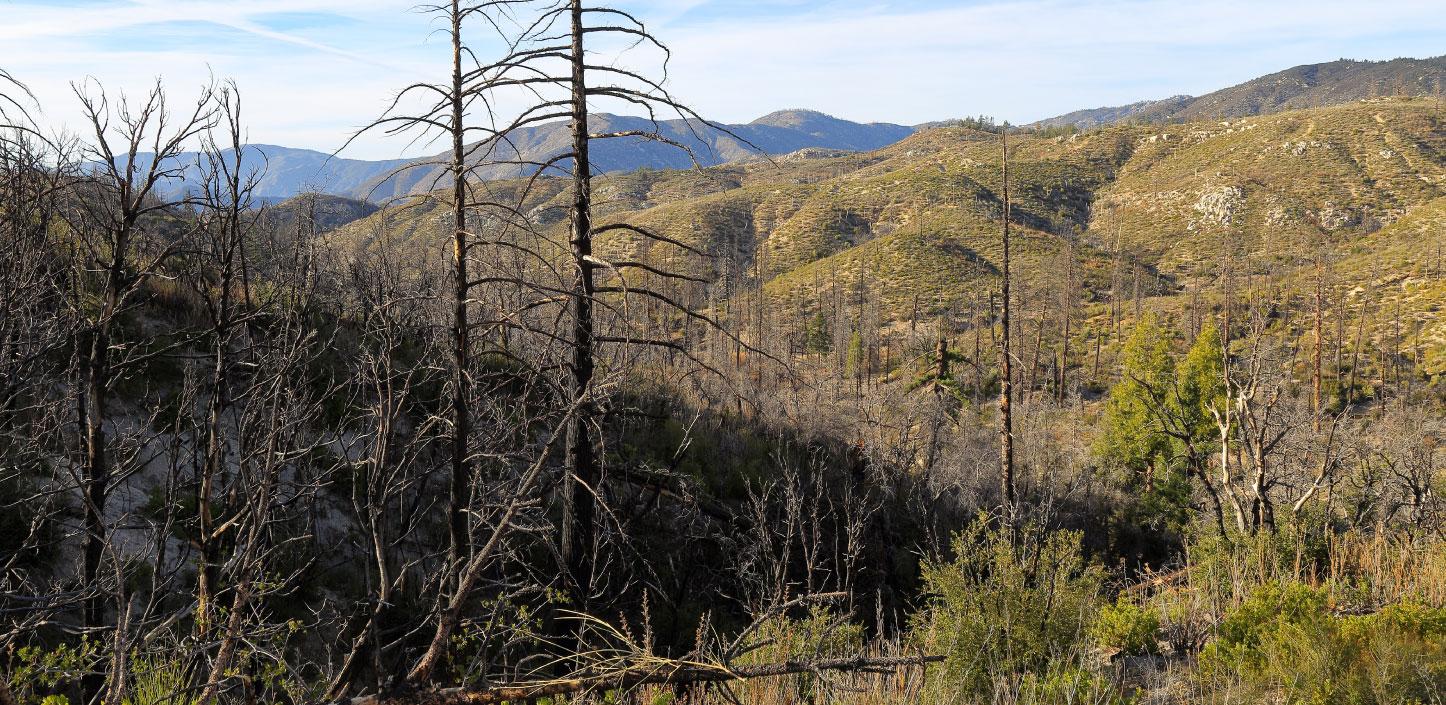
[0, 3, 1442, 705]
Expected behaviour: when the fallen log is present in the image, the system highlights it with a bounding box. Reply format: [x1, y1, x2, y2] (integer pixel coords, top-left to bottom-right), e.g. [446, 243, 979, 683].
[1123, 567, 1189, 595]
[345, 653, 943, 705]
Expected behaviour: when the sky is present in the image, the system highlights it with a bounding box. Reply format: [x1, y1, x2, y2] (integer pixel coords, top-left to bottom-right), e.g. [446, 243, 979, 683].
[2, 0, 1444, 159]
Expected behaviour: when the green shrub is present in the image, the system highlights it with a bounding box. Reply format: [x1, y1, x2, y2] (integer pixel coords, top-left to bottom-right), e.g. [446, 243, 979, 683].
[738, 605, 864, 664]
[1198, 583, 1446, 704]
[1202, 582, 1330, 671]
[123, 654, 189, 705]
[1016, 663, 1131, 705]
[913, 515, 1106, 702]
[1091, 598, 1160, 656]
[7, 639, 98, 704]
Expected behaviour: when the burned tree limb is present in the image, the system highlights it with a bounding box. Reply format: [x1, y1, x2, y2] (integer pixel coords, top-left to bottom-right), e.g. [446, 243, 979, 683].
[351, 654, 944, 705]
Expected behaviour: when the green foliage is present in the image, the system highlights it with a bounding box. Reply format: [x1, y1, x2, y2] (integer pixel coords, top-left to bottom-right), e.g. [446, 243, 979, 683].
[845, 329, 864, 379]
[739, 606, 865, 664]
[1092, 597, 1161, 656]
[1095, 316, 1174, 475]
[914, 515, 1106, 702]
[1095, 317, 1203, 551]
[122, 654, 189, 705]
[737, 607, 865, 703]
[803, 309, 831, 354]
[907, 342, 971, 404]
[1098, 319, 1226, 473]
[446, 593, 557, 687]
[1015, 663, 1132, 705]
[7, 639, 98, 704]
[1031, 124, 1081, 140]
[942, 115, 1002, 132]
[1185, 521, 1337, 608]
[1202, 582, 1331, 672]
[1198, 583, 1446, 704]
[1176, 324, 1226, 443]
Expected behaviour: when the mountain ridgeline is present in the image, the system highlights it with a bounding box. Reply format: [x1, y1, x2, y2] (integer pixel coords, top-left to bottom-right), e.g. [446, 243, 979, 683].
[147, 110, 914, 203]
[358, 110, 915, 201]
[1031, 55, 1446, 130]
[142, 55, 1446, 207]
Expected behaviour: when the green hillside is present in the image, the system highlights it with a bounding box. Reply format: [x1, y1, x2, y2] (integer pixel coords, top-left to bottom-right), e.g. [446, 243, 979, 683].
[333, 97, 1446, 370]
[1097, 98, 1445, 275]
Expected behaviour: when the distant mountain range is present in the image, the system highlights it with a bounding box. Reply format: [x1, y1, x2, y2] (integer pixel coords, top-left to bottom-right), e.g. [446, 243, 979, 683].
[1030, 56, 1446, 130]
[149, 110, 915, 203]
[358, 110, 915, 201]
[145, 55, 1446, 204]
[141, 146, 412, 205]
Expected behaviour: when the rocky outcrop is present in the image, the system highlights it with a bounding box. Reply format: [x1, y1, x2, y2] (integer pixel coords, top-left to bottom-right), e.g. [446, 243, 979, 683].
[1193, 186, 1245, 228]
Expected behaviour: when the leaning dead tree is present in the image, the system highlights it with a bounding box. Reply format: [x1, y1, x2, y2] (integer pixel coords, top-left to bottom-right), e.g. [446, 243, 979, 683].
[472, 0, 788, 674]
[349, 653, 944, 705]
[436, 0, 755, 630]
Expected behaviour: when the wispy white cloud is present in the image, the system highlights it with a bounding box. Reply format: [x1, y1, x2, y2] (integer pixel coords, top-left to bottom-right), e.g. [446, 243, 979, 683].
[1, 0, 444, 156]
[655, 0, 1446, 126]
[1, 0, 1441, 159]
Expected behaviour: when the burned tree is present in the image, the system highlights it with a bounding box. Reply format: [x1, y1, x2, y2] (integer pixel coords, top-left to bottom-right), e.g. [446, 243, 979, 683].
[58, 79, 216, 704]
[185, 82, 259, 643]
[997, 130, 1016, 519]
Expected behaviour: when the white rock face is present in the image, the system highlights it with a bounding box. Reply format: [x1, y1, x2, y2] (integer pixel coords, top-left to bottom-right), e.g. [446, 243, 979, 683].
[1317, 203, 1359, 230]
[1194, 186, 1244, 227]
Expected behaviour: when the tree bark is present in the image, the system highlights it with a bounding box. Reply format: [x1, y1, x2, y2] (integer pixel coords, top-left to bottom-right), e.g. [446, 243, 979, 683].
[559, 0, 599, 644]
[446, 0, 472, 588]
[997, 131, 1016, 519]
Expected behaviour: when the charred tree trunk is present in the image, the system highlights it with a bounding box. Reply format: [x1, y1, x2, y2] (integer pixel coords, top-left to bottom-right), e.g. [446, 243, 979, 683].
[1312, 257, 1323, 431]
[446, 0, 472, 587]
[80, 308, 113, 704]
[560, 0, 598, 634]
[997, 131, 1016, 519]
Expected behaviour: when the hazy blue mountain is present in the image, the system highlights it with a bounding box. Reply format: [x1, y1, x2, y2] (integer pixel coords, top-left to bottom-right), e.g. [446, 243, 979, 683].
[132, 145, 411, 203]
[358, 110, 915, 201]
[139, 110, 915, 203]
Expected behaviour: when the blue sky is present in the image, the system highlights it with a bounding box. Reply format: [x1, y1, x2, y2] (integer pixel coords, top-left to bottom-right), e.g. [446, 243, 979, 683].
[2, 0, 1444, 159]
